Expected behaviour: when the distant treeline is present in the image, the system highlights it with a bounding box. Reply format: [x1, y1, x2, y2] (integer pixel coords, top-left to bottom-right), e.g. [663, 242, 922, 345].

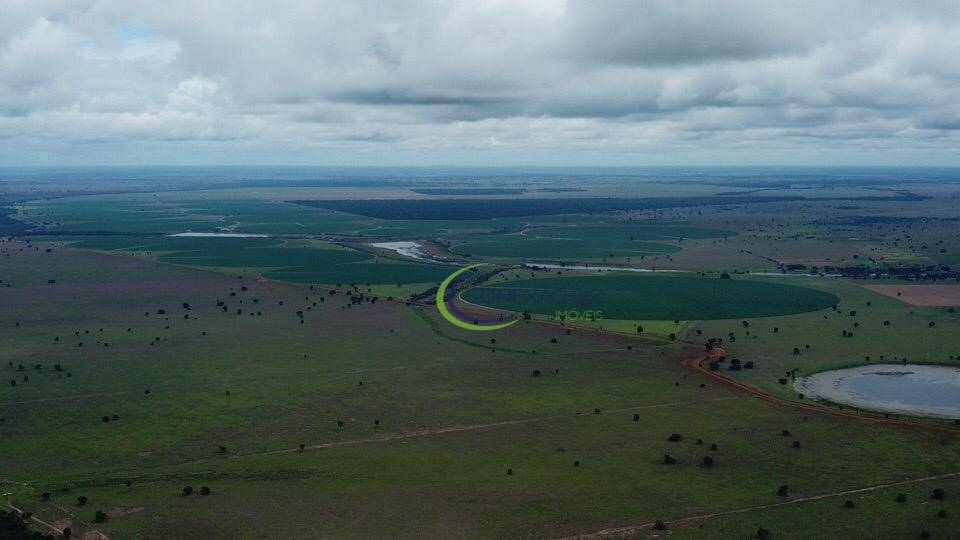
[292, 196, 804, 219]
[831, 215, 960, 225]
[291, 192, 924, 220]
[411, 188, 527, 195]
[827, 264, 960, 281]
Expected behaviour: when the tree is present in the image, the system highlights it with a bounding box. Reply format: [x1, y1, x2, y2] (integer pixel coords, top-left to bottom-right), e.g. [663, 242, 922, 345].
[76, 496, 87, 506]
[94, 510, 107, 523]
[663, 454, 676, 465]
[896, 493, 906, 502]
[0, 509, 52, 539]
[667, 433, 682, 442]
[702, 456, 714, 467]
[200, 486, 211, 496]
[932, 487, 945, 500]
[182, 486, 194, 496]
[777, 485, 789, 496]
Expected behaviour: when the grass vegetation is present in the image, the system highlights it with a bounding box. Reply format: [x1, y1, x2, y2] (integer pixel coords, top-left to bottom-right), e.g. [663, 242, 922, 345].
[3, 177, 960, 538]
[464, 274, 839, 320]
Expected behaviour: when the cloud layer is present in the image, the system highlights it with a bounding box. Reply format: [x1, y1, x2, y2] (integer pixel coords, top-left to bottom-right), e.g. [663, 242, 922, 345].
[1, 0, 959, 165]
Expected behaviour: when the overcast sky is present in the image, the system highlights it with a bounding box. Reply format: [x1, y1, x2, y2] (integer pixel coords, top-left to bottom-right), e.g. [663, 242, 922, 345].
[2, 0, 959, 166]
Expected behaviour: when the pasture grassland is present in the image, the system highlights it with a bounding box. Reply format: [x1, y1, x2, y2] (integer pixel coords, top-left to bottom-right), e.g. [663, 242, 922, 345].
[669, 475, 960, 539]
[8, 391, 960, 538]
[692, 276, 960, 404]
[463, 274, 839, 320]
[0, 238, 199, 285]
[571, 317, 690, 338]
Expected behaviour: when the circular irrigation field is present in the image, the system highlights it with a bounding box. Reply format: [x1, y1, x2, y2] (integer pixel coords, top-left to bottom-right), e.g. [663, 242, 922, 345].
[461, 274, 839, 320]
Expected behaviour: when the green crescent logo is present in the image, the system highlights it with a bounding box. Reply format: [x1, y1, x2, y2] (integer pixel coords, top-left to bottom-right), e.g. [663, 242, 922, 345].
[436, 264, 519, 331]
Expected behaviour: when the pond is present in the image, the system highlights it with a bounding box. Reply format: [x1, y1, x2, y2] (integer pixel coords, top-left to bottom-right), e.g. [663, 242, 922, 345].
[795, 364, 960, 419]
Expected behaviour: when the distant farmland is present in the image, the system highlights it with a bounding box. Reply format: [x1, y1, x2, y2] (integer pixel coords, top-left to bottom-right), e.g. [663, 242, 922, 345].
[464, 274, 839, 320]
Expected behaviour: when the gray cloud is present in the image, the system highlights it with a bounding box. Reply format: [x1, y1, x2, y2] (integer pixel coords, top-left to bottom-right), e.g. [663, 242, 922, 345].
[0, 0, 959, 165]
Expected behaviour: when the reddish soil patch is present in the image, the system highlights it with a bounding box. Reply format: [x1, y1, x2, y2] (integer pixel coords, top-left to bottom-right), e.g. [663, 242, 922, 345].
[861, 284, 960, 306]
[106, 506, 145, 518]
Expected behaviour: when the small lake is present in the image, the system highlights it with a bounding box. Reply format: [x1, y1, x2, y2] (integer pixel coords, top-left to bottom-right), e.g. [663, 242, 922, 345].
[795, 364, 960, 419]
[369, 241, 434, 261]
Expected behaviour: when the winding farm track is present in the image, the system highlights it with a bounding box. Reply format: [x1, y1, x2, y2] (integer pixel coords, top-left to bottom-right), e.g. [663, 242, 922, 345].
[217, 396, 740, 461]
[6, 500, 109, 540]
[684, 348, 960, 434]
[566, 470, 960, 539]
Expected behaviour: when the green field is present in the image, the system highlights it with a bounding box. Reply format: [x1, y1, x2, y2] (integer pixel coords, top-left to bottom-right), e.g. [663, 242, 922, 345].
[463, 274, 839, 320]
[34, 235, 454, 286]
